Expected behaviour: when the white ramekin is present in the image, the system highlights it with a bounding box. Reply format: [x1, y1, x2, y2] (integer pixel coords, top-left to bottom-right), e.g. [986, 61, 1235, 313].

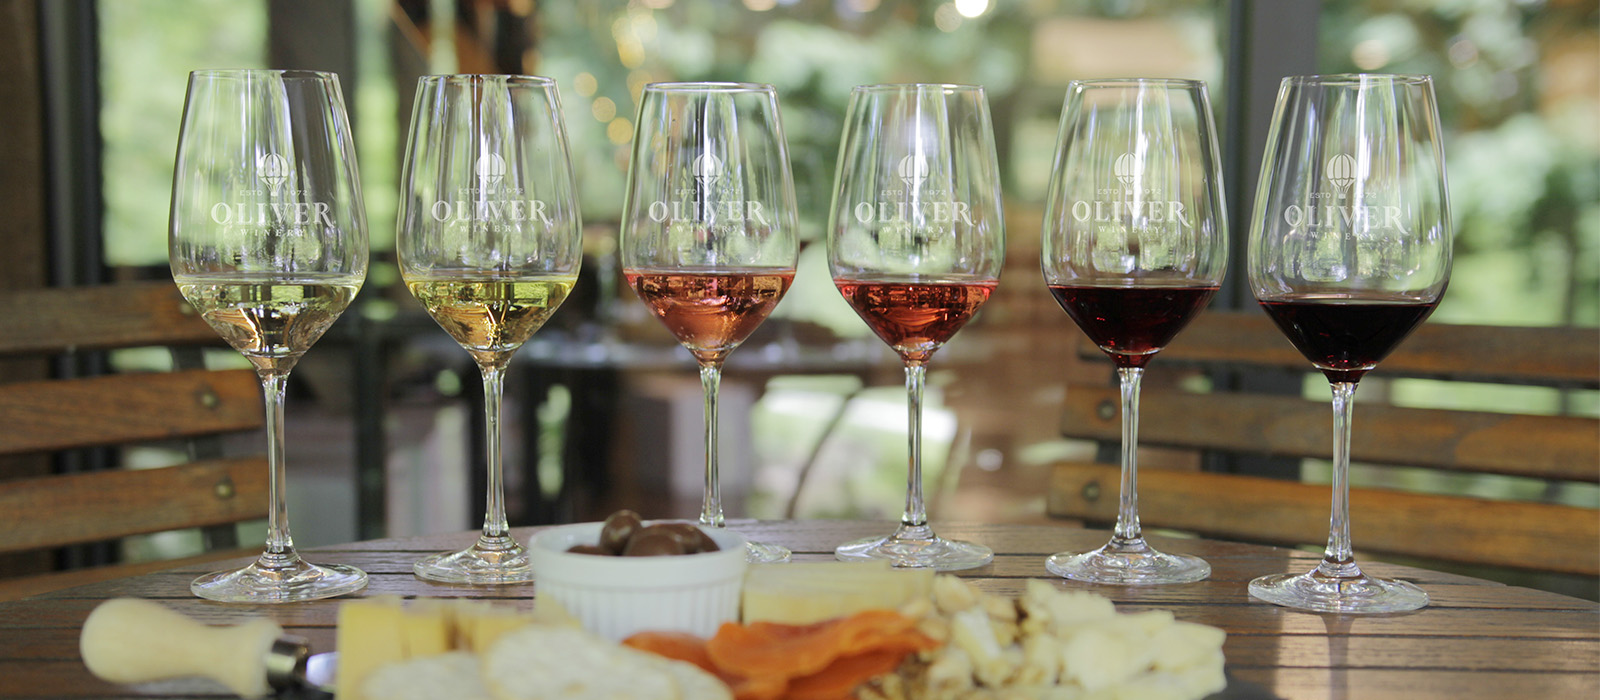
[528, 521, 747, 641]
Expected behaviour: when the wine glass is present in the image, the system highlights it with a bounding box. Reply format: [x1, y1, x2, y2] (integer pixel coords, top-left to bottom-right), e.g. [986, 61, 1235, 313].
[620, 83, 798, 564]
[1041, 79, 1227, 585]
[1247, 74, 1451, 614]
[170, 70, 368, 602]
[826, 84, 1004, 571]
[398, 75, 582, 584]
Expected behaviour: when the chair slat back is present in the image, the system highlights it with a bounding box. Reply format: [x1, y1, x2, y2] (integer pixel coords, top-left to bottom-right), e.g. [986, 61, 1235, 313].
[0, 282, 221, 356]
[0, 283, 270, 579]
[0, 457, 268, 553]
[1049, 309, 1600, 576]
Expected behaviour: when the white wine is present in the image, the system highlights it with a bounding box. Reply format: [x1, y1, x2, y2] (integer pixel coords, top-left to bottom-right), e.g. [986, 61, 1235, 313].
[177, 274, 362, 374]
[405, 272, 577, 366]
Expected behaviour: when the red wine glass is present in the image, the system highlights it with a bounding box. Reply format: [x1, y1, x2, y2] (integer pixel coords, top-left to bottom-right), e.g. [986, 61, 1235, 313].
[827, 84, 1004, 571]
[1247, 74, 1451, 614]
[620, 83, 798, 564]
[1041, 79, 1228, 585]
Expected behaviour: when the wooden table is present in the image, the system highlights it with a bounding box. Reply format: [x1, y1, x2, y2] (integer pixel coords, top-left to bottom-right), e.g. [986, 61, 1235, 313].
[1, 520, 1595, 699]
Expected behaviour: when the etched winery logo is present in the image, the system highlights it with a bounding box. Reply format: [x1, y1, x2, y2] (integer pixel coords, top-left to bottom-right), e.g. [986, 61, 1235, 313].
[851, 151, 974, 228]
[207, 152, 333, 230]
[258, 153, 290, 194]
[1325, 153, 1357, 194]
[645, 150, 771, 228]
[1113, 153, 1139, 191]
[476, 153, 507, 188]
[693, 153, 723, 188]
[898, 154, 929, 190]
[1279, 153, 1409, 235]
[1067, 152, 1193, 228]
[429, 152, 555, 227]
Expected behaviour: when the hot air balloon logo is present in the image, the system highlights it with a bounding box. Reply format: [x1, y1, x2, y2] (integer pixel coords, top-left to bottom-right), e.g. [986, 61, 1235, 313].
[257, 153, 289, 194]
[898, 154, 929, 190]
[1113, 152, 1140, 191]
[1325, 154, 1357, 195]
[476, 153, 507, 188]
[693, 153, 723, 188]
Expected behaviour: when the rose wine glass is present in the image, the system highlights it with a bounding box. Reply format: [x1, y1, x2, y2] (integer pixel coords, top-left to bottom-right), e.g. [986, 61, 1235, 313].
[1247, 74, 1450, 614]
[170, 70, 368, 602]
[827, 84, 1004, 571]
[1041, 79, 1227, 585]
[398, 75, 583, 584]
[620, 83, 798, 564]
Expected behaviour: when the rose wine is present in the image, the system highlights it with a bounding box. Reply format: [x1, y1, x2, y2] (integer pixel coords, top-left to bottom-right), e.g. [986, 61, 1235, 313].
[1260, 294, 1438, 384]
[177, 274, 361, 374]
[835, 276, 996, 364]
[1049, 283, 1219, 369]
[626, 268, 795, 363]
[406, 272, 577, 366]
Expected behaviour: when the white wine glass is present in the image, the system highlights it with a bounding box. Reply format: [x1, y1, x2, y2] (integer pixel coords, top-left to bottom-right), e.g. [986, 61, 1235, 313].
[620, 83, 798, 564]
[398, 74, 582, 584]
[1247, 74, 1450, 614]
[170, 69, 368, 603]
[1041, 79, 1227, 585]
[826, 84, 1004, 571]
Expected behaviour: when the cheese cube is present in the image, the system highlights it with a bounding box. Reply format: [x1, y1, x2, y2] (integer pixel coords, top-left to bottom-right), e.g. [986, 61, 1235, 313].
[742, 560, 935, 624]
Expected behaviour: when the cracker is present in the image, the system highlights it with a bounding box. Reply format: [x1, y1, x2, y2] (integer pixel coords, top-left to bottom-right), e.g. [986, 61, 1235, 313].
[361, 651, 492, 700]
[483, 625, 680, 700]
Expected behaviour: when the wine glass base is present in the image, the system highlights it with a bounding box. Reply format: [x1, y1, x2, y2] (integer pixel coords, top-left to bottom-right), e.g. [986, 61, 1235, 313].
[191, 554, 367, 603]
[835, 532, 993, 571]
[744, 539, 791, 564]
[1249, 569, 1428, 614]
[1046, 538, 1210, 585]
[414, 536, 531, 585]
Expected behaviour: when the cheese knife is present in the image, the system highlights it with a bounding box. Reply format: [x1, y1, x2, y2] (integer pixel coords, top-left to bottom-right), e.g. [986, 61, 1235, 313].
[79, 597, 336, 699]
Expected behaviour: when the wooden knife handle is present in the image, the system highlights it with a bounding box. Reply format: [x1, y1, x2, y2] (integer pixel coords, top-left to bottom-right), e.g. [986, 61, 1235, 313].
[80, 598, 285, 698]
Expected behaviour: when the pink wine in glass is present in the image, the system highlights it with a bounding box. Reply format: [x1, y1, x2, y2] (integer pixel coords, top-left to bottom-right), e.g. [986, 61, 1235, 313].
[626, 268, 795, 363]
[1049, 283, 1219, 368]
[1260, 295, 1438, 384]
[835, 277, 997, 364]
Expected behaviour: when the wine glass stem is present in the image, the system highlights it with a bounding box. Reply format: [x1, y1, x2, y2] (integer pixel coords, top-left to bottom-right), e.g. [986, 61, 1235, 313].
[479, 364, 510, 540]
[901, 362, 929, 530]
[258, 370, 296, 563]
[1319, 381, 1361, 578]
[699, 362, 725, 529]
[1113, 367, 1144, 543]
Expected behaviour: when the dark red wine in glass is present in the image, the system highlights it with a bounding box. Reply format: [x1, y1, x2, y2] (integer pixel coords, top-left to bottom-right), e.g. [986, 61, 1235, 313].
[1259, 295, 1438, 383]
[1049, 283, 1219, 368]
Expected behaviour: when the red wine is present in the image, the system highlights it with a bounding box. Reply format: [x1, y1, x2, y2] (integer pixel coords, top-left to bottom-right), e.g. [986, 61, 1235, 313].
[1259, 295, 1438, 384]
[835, 276, 996, 364]
[626, 268, 794, 363]
[1048, 283, 1219, 369]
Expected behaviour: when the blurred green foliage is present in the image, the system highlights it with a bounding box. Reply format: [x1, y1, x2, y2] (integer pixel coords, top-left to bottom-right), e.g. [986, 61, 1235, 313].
[1320, 0, 1600, 326]
[99, 0, 266, 268]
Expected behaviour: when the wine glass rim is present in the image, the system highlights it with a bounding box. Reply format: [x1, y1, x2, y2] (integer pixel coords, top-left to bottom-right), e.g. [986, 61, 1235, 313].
[188, 68, 338, 81]
[416, 74, 558, 86]
[852, 83, 984, 94]
[1283, 73, 1433, 87]
[1067, 77, 1207, 89]
[643, 81, 775, 93]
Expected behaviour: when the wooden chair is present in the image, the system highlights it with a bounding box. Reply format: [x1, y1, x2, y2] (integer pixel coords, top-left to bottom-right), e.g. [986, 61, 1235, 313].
[0, 282, 270, 600]
[1047, 309, 1600, 577]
